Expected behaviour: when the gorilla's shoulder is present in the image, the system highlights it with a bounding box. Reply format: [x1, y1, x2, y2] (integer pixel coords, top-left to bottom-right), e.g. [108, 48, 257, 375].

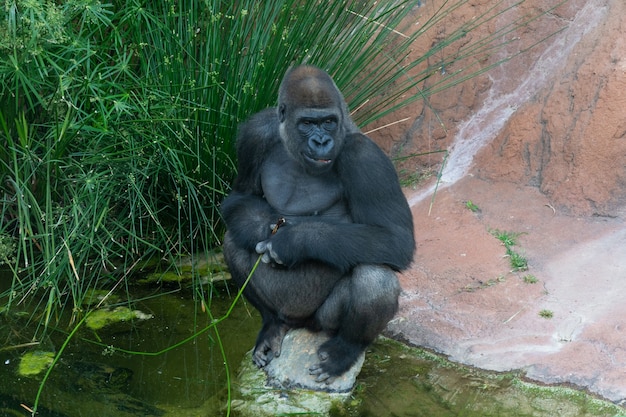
[238, 108, 280, 144]
[233, 108, 280, 193]
[337, 132, 397, 182]
[340, 132, 390, 162]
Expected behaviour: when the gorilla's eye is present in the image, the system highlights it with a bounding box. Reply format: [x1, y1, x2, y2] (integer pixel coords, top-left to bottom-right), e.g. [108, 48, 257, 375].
[323, 119, 337, 131]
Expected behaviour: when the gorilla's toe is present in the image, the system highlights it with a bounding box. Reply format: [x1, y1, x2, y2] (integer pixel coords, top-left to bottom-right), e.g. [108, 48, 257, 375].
[308, 336, 361, 382]
[252, 343, 274, 368]
[252, 322, 289, 368]
[309, 363, 336, 383]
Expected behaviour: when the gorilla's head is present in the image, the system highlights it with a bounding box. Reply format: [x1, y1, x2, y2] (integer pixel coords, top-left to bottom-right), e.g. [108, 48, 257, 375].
[277, 66, 356, 174]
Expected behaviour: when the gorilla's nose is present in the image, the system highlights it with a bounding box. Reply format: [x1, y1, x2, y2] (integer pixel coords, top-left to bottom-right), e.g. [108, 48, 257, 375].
[310, 135, 334, 155]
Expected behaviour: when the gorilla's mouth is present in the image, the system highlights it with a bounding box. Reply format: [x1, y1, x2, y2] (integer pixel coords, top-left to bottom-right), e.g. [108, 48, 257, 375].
[304, 154, 332, 165]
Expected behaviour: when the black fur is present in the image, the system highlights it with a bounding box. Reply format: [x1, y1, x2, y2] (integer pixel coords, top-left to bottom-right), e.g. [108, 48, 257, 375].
[221, 65, 415, 383]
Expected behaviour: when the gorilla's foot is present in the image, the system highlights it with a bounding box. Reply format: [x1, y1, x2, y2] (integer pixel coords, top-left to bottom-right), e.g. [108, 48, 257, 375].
[252, 322, 289, 368]
[309, 336, 363, 383]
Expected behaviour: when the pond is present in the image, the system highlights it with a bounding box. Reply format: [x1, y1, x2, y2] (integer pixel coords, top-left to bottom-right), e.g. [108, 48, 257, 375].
[0, 278, 624, 417]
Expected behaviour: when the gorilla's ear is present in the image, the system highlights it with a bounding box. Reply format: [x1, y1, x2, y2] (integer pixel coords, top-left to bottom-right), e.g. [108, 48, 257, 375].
[278, 104, 287, 123]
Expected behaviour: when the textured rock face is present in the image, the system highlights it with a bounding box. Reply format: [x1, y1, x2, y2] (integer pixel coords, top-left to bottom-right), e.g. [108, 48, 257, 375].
[375, 0, 625, 217]
[474, 0, 626, 216]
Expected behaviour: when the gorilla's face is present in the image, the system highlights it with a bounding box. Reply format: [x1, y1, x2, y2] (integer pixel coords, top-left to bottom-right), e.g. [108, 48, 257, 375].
[279, 105, 343, 174]
[276, 65, 353, 175]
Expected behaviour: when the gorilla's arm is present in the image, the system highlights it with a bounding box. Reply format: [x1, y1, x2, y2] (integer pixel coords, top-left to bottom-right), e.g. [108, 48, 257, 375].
[220, 108, 281, 251]
[221, 191, 279, 252]
[266, 133, 415, 272]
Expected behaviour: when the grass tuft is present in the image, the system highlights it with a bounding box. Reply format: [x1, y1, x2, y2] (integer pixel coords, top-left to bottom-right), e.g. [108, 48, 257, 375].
[539, 309, 554, 319]
[522, 274, 538, 284]
[490, 229, 529, 272]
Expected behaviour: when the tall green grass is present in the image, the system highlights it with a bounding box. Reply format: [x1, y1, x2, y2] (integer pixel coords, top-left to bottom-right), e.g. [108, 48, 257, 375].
[0, 0, 567, 331]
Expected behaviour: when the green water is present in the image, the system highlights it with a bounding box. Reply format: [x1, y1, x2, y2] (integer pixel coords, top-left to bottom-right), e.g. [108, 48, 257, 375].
[0, 281, 624, 417]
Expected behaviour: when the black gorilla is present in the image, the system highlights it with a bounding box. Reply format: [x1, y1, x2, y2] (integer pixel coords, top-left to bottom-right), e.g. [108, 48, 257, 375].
[221, 65, 415, 382]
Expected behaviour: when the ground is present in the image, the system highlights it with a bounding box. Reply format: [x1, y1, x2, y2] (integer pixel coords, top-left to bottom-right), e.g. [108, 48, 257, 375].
[387, 176, 626, 404]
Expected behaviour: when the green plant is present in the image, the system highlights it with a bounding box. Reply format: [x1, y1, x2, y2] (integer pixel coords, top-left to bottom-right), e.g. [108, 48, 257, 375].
[539, 309, 554, 319]
[465, 200, 480, 213]
[490, 229, 529, 271]
[523, 274, 538, 284]
[461, 274, 506, 292]
[490, 229, 522, 247]
[507, 249, 529, 272]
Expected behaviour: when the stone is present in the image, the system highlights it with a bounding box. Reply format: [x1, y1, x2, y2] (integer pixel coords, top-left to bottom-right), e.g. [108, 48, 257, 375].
[263, 328, 365, 393]
[231, 328, 364, 417]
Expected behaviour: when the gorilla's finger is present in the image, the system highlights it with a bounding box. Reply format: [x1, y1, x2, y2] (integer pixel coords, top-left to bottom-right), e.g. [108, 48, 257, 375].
[317, 374, 335, 384]
[270, 339, 282, 358]
[255, 240, 269, 254]
[268, 244, 283, 264]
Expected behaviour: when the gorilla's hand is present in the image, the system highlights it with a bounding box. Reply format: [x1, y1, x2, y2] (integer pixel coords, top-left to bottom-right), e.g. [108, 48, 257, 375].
[255, 239, 283, 264]
[255, 220, 292, 264]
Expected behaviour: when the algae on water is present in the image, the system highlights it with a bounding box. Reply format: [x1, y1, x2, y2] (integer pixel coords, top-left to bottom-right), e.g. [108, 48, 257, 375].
[85, 306, 153, 330]
[18, 351, 55, 376]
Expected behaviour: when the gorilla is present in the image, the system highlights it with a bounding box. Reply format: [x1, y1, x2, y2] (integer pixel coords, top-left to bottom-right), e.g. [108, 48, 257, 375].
[221, 65, 415, 383]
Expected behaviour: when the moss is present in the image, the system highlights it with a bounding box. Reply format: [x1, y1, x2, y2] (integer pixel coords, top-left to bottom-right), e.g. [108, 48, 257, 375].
[18, 351, 55, 376]
[233, 350, 350, 416]
[345, 337, 626, 417]
[512, 379, 625, 415]
[85, 307, 153, 330]
[138, 251, 231, 285]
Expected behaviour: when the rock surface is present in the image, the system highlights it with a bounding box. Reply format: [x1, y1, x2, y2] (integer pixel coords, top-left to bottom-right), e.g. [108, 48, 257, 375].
[263, 328, 365, 393]
[232, 329, 361, 416]
[474, 0, 626, 216]
[378, 0, 626, 218]
[388, 178, 626, 404]
[369, 0, 626, 406]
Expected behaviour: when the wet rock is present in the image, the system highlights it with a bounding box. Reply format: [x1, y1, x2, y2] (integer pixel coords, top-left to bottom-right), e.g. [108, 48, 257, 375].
[264, 328, 365, 393]
[139, 250, 231, 285]
[232, 328, 364, 417]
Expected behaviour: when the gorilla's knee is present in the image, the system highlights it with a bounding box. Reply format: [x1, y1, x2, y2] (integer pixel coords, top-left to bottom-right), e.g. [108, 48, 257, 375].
[352, 264, 401, 305]
[314, 276, 351, 331]
[315, 265, 400, 333]
[350, 265, 400, 338]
